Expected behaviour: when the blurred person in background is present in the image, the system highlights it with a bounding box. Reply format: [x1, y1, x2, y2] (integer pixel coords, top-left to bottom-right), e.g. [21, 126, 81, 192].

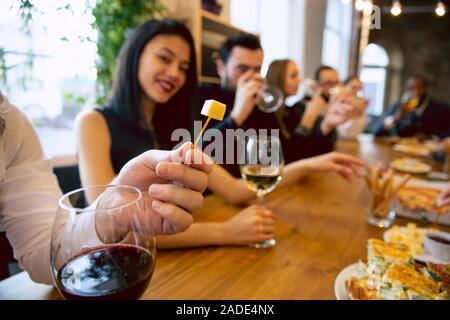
[371, 75, 450, 138]
[294, 65, 361, 145]
[336, 76, 368, 140]
[192, 35, 360, 176]
[265, 60, 358, 161]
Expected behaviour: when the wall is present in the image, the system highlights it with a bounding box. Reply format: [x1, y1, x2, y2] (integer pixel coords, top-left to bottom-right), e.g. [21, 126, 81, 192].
[162, 0, 230, 21]
[230, 0, 328, 98]
[369, 2, 450, 108]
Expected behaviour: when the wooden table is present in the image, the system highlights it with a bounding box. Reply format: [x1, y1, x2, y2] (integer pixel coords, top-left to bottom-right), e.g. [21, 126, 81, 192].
[1, 135, 448, 300]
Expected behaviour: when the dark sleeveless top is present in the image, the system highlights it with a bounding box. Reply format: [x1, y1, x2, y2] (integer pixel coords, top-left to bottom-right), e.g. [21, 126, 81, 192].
[95, 107, 162, 174]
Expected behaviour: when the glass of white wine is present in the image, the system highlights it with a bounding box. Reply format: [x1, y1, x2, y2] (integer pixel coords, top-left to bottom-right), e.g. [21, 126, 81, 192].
[240, 134, 284, 248]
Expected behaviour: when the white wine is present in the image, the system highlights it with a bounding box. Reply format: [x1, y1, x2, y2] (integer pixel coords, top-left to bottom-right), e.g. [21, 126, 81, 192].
[241, 135, 283, 248]
[241, 165, 282, 194]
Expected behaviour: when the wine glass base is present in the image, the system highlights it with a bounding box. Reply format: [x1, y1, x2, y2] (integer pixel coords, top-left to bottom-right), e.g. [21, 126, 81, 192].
[365, 210, 396, 228]
[249, 238, 277, 248]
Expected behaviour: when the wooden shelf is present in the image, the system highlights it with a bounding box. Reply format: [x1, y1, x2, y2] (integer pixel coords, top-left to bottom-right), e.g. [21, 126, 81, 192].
[201, 9, 232, 27]
[199, 75, 221, 84]
[187, 2, 256, 81]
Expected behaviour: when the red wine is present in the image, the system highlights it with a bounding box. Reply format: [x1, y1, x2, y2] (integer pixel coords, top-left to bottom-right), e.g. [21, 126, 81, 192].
[428, 235, 450, 245]
[56, 244, 154, 300]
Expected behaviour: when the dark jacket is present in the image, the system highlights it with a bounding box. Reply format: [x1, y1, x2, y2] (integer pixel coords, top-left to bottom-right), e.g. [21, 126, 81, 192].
[371, 97, 450, 138]
[191, 83, 336, 177]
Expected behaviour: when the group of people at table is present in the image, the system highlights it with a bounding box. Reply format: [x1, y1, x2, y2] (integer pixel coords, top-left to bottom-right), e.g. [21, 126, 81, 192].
[1, 18, 450, 286]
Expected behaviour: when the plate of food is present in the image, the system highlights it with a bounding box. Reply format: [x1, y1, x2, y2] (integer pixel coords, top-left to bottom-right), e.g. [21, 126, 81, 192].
[393, 143, 431, 157]
[394, 182, 450, 226]
[392, 138, 440, 157]
[383, 223, 450, 264]
[335, 239, 450, 300]
[334, 263, 365, 300]
[390, 157, 432, 174]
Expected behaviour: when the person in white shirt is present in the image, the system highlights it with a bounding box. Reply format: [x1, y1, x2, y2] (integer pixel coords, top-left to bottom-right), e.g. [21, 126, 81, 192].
[0, 92, 211, 284]
[337, 76, 368, 140]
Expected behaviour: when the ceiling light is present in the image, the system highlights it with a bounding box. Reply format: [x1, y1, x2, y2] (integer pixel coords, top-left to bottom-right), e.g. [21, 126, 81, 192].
[355, 0, 365, 11]
[436, 1, 446, 16]
[391, 0, 402, 16]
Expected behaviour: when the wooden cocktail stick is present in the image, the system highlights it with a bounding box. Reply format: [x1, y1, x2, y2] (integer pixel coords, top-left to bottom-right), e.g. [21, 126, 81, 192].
[193, 100, 226, 148]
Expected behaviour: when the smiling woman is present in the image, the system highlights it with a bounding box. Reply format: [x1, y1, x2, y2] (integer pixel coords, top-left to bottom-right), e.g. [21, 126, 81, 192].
[137, 35, 190, 110]
[75, 19, 198, 202]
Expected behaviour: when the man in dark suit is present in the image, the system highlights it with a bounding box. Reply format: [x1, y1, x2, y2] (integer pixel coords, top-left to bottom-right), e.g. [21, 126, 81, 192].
[371, 75, 450, 138]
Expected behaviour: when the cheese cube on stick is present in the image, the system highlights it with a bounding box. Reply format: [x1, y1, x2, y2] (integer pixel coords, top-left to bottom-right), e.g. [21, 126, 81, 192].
[201, 99, 226, 120]
[194, 100, 226, 147]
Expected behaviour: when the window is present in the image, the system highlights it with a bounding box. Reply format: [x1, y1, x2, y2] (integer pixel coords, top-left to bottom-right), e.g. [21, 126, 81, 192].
[230, 0, 299, 77]
[360, 43, 389, 116]
[0, 1, 97, 159]
[230, 0, 259, 34]
[322, 0, 353, 79]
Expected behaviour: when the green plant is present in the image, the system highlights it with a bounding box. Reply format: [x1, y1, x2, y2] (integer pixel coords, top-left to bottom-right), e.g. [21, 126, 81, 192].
[0, 0, 36, 92]
[12, 0, 166, 105]
[18, 0, 36, 33]
[91, 0, 165, 104]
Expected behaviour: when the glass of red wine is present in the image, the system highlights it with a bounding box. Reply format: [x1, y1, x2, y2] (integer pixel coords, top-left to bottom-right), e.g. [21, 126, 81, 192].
[50, 185, 156, 300]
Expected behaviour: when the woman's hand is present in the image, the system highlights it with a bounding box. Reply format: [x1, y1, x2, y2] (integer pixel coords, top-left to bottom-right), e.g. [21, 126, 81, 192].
[437, 137, 450, 153]
[307, 88, 328, 116]
[346, 95, 368, 118]
[438, 184, 450, 207]
[304, 152, 368, 182]
[300, 89, 328, 131]
[220, 205, 275, 246]
[320, 95, 356, 135]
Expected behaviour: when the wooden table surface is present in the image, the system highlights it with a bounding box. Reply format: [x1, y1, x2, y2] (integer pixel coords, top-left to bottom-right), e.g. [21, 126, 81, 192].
[1, 135, 448, 300]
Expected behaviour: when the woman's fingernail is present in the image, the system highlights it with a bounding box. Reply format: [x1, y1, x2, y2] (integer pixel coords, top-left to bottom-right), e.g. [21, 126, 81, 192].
[149, 184, 161, 195]
[152, 199, 161, 210]
[157, 162, 169, 175]
[203, 153, 214, 165]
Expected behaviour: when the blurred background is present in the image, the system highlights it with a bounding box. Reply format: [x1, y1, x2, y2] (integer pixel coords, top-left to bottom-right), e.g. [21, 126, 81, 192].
[0, 0, 449, 160]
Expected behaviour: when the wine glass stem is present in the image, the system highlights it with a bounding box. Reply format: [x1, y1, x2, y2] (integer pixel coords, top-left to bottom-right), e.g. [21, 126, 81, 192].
[256, 191, 265, 204]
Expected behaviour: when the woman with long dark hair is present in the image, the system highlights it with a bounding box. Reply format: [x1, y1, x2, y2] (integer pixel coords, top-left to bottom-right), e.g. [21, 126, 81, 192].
[336, 75, 368, 139]
[76, 19, 277, 248]
[77, 19, 197, 185]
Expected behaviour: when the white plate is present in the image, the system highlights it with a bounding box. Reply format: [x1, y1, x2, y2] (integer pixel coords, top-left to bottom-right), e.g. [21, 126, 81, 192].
[393, 144, 430, 157]
[390, 158, 432, 174]
[383, 228, 450, 264]
[334, 263, 363, 300]
[402, 177, 449, 189]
